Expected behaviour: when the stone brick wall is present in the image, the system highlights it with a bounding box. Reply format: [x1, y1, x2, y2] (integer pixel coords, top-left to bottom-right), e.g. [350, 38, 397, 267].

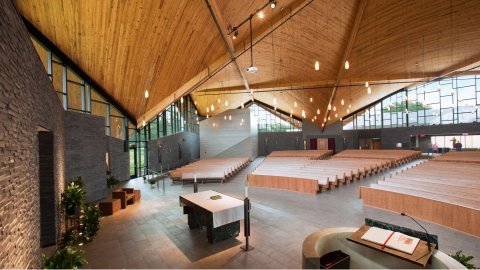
[148, 131, 200, 172]
[107, 137, 129, 181]
[64, 112, 106, 202]
[0, 1, 65, 268]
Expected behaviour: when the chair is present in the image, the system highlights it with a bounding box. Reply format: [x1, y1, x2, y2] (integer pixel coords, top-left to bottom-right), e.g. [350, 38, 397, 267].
[112, 189, 135, 209]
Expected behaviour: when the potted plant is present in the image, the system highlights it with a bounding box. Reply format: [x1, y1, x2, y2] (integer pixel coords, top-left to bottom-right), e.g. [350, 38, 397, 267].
[81, 203, 101, 242]
[148, 177, 156, 186]
[450, 250, 476, 269]
[106, 173, 120, 189]
[43, 246, 87, 269]
[62, 180, 86, 215]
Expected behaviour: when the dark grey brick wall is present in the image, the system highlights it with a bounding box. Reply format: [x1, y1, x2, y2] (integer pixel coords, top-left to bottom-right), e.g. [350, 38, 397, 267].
[258, 132, 303, 156]
[0, 1, 65, 267]
[148, 132, 199, 172]
[106, 137, 129, 181]
[64, 112, 106, 202]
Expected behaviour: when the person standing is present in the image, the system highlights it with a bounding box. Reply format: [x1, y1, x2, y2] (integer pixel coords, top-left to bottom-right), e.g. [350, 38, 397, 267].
[432, 143, 439, 153]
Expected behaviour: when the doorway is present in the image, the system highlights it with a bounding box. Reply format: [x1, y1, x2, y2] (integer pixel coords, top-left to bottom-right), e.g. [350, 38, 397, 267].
[38, 130, 56, 247]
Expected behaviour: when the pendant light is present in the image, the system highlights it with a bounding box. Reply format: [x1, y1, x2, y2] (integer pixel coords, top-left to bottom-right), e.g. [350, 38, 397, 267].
[211, 104, 215, 111]
[365, 82, 369, 88]
[367, 87, 371, 94]
[225, 99, 229, 106]
[333, 106, 336, 112]
[310, 97, 313, 102]
[206, 107, 210, 113]
[294, 101, 297, 107]
[341, 99, 344, 105]
[144, 90, 149, 99]
[317, 109, 320, 115]
[241, 103, 244, 108]
[301, 109, 306, 118]
[314, 61, 320, 71]
[273, 97, 277, 105]
[344, 60, 350, 70]
[328, 104, 332, 110]
[180, 96, 184, 103]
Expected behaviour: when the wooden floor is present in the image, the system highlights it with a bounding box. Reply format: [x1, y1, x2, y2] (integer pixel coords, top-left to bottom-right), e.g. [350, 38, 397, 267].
[79, 157, 479, 268]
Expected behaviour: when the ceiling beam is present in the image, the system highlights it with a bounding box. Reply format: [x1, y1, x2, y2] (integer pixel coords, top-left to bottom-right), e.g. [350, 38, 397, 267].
[322, 0, 367, 132]
[205, 0, 251, 92]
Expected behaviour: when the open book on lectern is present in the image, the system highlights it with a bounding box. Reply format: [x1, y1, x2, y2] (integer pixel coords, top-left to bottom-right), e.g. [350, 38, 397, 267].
[361, 226, 420, 254]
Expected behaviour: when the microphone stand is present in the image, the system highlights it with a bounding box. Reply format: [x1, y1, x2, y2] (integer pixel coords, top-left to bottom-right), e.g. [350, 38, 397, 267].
[401, 213, 431, 253]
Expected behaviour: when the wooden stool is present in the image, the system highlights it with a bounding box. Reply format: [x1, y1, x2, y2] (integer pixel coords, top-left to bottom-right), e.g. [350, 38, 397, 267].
[98, 199, 121, 216]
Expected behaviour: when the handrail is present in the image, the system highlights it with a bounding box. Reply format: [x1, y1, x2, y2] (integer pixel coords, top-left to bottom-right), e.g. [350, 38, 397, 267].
[143, 168, 169, 193]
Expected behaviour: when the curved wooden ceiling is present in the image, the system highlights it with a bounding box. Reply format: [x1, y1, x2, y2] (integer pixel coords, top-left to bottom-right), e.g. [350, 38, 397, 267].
[14, 0, 480, 128]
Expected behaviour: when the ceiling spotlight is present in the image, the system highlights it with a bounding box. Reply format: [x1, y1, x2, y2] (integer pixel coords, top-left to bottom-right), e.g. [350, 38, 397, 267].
[217, 98, 220, 104]
[224, 115, 227, 120]
[206, 107, 210, 113]
[328, 104, 332, 110]
[211, 104, 214, 111]
[344, 60, 350, 70]
[365, 81, 369, 88]
[258, 10, 264, 19]
[310, 97, 313, 102]
[314, 116, 317, 120]
[317, 109, 320, 115]
[341, 99, 344, 105]
[229, 115, 232, 120]
[367, 87, 371, 94]
[301, 109, 306, 118]
[142, 119, 146, 127]
[144, 90, 149, 99]
[333, 106, 336, 112]
[335, 113, 338, 118]
[271, 0, 277, 9]
[314, 61, 320, 71]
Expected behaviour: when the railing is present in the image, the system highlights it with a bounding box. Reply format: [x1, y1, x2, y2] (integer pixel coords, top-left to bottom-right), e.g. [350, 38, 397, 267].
[144, 168, 169, 193]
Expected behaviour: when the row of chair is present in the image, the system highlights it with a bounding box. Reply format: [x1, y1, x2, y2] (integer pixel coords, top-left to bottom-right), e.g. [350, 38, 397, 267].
[268, 150, 333, 159]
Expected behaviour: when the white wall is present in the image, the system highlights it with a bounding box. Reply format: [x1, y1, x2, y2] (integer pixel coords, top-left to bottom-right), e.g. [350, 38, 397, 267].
[200, 108, 258, 159]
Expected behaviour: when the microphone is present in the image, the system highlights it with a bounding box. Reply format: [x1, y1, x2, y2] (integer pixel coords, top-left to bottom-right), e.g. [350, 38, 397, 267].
[401, 213, 431, 253]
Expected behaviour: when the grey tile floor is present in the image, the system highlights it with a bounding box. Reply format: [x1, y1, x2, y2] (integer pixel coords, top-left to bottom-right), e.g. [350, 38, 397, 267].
[81, 157, 479, 268]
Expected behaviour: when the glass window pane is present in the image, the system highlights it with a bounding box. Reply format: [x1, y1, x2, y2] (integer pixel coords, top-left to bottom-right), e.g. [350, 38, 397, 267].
[67, 82, 82, 111]
[91, 101, 107, 126]
[67, 68, 82, 83]
[31, 37, 49, 72]
[110, 116, 124, 139]
[52, 62, 63, 93]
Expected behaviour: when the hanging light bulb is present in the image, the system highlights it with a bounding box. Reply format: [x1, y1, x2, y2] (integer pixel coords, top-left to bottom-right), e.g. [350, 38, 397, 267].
[335, 113, 338, 118]
[258, 10, 264, 19]
[317, 109, 320, 115]
[194, 101, 197, 105]
[294, 101, 297, 107]
[365, 82, 369, 88]
[270, 0, 276, 9]
[217, 98, 220, 104]
[195, 110, 197, 115]
[211, 104, 214, 111]
[328, 104, 332, 110]
[322, 123, 325, 127]
[290, 109, 293, 118]
[314, 61, 320, 71]
[180, 96, 184, 103]
[142, 119, 146, 127]
[333, 106, 336, 112]
[367, 87, 371, 94]
[207, 114, 209, 119]
[344, 60, 350, 70]
[241, 103, 244, 108]
[301, 109, 306, 118]
[225, 99, 228, 106]
[206, 107, 210, 113]
[250, 88, 253, 95]
[314, 116, 317, 120]
[347, 109, 350, 113]
[144, 90, 149, 99]
[213, 122, 216, 127]
[273, 98, 277, 105]
[349, 104, 352, 109]
[311, 118, 314, 122]
[224, 115, 227, 120]
[241, 118, 244, 122]
[328, 116, 331, 120]
[340, 117, 342, 121]
[229, 115, 232, 120]
[341, 99, 344, 105]
[310, 97, 313, 102]
[196, 117, 199, 121]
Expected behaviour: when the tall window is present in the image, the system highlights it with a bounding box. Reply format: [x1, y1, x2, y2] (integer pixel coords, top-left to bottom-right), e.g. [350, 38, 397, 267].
[250, 103, 302, 132]
[343, 74, 480, 130]
[30, 36, 130, 140]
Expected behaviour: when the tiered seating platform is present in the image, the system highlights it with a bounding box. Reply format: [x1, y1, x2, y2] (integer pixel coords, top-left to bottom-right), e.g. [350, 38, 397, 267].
[360, 151, 480, 237]
[170, 157, 250, 183]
